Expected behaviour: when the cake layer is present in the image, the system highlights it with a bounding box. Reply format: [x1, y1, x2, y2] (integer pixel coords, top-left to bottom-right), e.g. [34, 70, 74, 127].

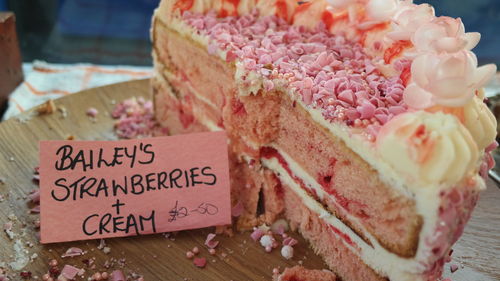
[153, 22, 421, 257]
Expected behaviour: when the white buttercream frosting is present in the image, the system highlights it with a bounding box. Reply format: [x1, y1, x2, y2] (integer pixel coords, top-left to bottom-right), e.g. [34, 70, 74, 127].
[463, 96, 497, 151]
[376, 111, 479, 186]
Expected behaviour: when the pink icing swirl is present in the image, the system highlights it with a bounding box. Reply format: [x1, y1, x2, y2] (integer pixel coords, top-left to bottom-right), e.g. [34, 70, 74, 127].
[404, 50, 496, 108]
[412, 16, 480, 54]
[387, 1, 435, 41]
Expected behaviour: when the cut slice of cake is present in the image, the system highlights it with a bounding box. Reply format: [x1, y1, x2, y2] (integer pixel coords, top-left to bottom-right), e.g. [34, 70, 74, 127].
[150, 0, 497, 280]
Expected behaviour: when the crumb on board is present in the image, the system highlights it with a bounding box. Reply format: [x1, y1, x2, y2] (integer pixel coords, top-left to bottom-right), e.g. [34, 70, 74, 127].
[111, 97, 168, 139]
[86, 107, 99, 118]
[36, 100, 56, 115]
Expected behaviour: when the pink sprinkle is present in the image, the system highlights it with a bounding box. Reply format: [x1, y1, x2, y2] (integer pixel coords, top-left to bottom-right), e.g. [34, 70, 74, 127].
[357, 101, 376, 119]
[61, 247, 84, 258]
[282, 237, 298, 247]
[250, 228, 265, 241]
[450, 264, 459, 273]
[181, 11, 409, 136]
[86, 107, 98, 118]
[231, 201, 244, 217]
[205, 233, 219, 249]
[193, 257, 207, 268]
[226, 50, 238, 62]
[3, 222, 12, 231]
[186, 251, 194, 259]
[486, 141, 499, 153]
[28, 189, 40, 203]
[60, 265, 81, 280]
[209, 248, 216, 255]
[192, 246, 200, 254]
[263, 80, 275, 91]
[111, 270, 125, 281]
[112, 98, 167, 139]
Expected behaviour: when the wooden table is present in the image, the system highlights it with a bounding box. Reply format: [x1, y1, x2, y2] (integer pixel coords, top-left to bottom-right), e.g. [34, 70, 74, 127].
[0, 79, 498, 281]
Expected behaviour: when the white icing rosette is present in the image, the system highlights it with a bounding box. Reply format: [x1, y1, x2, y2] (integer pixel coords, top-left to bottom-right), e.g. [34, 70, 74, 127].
[376, 111, 479, 186]
[463, 96, 497, 151]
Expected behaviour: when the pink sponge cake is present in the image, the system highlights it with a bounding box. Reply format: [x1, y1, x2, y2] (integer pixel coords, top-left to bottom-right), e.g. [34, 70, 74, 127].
[150, 0, 497, 280]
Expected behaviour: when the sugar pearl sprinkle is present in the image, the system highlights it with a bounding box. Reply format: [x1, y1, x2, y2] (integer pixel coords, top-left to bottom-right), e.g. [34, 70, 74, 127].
[182, 10, 408, 138]
[280, 245, 294, 260]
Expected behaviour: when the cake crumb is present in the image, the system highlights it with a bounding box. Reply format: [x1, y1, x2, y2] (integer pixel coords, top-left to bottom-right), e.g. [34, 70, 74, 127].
[57, 106, 68, 118]
[86, 107, 99, 118]
[281, 245, 294, 260]
[102, 247, 111, 254]
[61, 247, 85, 258]
[36, 100, 56, 115]
[112, 97, 167, 139]
[193, 257, 207, 268]
[205, 233, 219, 249]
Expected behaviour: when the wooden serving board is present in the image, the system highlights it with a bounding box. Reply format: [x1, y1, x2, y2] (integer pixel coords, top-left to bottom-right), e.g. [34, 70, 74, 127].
[0, 79, 498, 281]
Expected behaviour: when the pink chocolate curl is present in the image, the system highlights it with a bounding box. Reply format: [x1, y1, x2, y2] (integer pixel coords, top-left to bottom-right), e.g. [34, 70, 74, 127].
[111, 270, 125, 281]
[205, 233, 219, 249]
[60, 265, 81, 280]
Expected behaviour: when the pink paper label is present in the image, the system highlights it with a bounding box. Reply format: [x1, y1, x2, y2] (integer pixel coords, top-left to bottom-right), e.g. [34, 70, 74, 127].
[39, 132, 231, 243]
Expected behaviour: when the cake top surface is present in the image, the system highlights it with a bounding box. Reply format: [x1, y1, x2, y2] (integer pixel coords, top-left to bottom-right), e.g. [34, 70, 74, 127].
[182, 10, 407, 137]
[160, 0, 497, 188]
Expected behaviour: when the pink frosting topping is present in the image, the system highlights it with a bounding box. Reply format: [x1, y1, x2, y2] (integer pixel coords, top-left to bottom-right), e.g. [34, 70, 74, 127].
[412, 16, 480, 53]
[183, 10, 407, 133]
[404, 50, 495, 108]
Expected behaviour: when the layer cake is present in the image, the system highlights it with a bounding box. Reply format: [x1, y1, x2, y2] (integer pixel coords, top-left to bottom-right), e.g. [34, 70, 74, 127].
[150, 1, 498, 280]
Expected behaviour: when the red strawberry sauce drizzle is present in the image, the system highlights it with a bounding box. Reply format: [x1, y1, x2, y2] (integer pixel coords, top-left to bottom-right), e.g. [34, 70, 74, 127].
[174, 0, 194, 13]
[182, 10, 409, 139]
[329, 225, 356, 247]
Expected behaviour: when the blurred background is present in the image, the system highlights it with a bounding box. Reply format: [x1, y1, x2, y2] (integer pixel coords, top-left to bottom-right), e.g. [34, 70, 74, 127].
[0, 0, 499, 66]
[1, 0, 160, 66]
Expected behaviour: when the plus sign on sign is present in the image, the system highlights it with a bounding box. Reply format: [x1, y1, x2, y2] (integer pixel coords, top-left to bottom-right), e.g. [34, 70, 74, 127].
[39, 132, 231, 243]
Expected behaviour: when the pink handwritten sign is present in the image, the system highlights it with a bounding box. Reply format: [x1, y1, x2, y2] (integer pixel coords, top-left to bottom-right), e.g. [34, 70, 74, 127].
[39, 132, 231, 244]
